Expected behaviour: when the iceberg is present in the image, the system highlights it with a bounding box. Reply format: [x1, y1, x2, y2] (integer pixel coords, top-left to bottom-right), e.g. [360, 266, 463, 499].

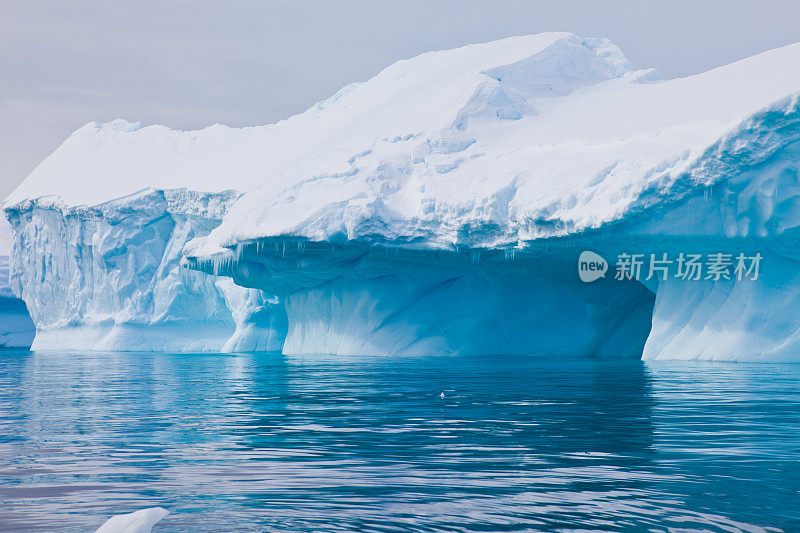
[7, 32, 800, 360]
[94, 507, 169, 533]
[182, 33, 800, 362]
[4, 190, 284, 352]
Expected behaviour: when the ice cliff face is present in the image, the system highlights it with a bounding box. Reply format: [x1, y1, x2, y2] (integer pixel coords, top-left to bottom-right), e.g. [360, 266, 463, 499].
[5, 190, 284, 352]
[616, 126, 800, 362]
[8, 32, 800, 360]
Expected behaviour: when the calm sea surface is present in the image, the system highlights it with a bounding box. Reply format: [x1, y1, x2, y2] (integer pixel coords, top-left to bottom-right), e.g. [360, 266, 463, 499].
[0, 351, 798, 532]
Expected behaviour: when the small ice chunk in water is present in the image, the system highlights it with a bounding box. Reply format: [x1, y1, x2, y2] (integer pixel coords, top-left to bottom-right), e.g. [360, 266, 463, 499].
[95, 507, 169, 533]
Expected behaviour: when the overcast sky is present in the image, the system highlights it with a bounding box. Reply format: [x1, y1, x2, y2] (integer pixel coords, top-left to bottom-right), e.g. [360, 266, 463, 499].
[2, 0, 800, 199]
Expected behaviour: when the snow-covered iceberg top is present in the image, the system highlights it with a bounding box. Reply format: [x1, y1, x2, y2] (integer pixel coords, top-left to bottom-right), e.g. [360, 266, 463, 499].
[172, 33, 800, 256]
[6, 33, 628, 210]
[5, 33, 631, 226]
[9, 32, 800, 254]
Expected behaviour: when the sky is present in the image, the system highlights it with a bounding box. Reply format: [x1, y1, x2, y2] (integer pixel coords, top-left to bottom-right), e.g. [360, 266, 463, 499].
[2, 0, 800, 199]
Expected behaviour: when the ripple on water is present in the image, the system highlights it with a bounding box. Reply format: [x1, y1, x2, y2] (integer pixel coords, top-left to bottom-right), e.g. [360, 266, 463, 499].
[0, 352, 798, 532]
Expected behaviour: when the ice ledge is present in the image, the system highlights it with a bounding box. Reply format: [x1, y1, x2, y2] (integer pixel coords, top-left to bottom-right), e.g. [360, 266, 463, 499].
[5, 187, 241, 220]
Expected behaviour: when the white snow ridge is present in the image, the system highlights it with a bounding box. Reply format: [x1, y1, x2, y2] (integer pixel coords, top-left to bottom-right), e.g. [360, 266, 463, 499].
[6, 32, 800, 361]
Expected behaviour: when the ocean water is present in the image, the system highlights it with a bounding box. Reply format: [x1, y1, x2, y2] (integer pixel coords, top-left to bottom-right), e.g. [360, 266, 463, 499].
[0, 351, 798, 532]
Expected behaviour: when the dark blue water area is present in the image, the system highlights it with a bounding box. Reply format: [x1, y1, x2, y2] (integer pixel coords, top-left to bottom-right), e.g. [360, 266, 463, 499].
[0, 351, 798, 532]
